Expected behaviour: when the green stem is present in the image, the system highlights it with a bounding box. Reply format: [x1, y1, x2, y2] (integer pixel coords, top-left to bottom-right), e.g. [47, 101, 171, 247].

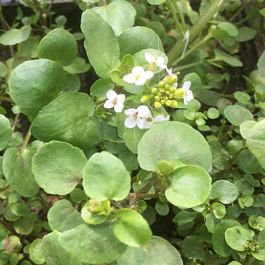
[171, 0, 186, 32]
[174, 61, 203, 71]
[21, 127, 32, 152]
[167, 0, 225, 64]
[166, 0, 185, 37]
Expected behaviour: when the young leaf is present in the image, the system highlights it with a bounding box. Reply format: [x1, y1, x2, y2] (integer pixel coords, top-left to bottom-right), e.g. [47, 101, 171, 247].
[0, 114, 12, 151]
[138, 121, 212, 172]
[32, 141, 87, 195]
[165, 165, 212, 208]
[82, 151, 131, 201]
[224, 105, 253, 126]
[0, 25, 31, 45]
[81, 9, 120, 78]
[113, 208, 152, 247]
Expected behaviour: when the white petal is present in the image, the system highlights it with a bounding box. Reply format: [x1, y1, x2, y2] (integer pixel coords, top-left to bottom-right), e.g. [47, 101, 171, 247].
[143, 119, 152, 129]
[173, 82, 178, 88]
[137, 105, 151, 118]
[125, 108, 137, 117]
[145, 53, 155, 64]
[135, 75, 147, 86]
[153, 115, 166, 123]
[184, 90, 194, 105]
[125, 117, 137, 128]
[123, 73, 135, 84]
[166, 67, 173, 75]
[143, 71, 154, 80]
[106, 89, 117, 100]
[136, 118, 145, 129]
[132, 66, 144, 75]
[117, 94, 125, 104]
[182, 81, 191, 91]
[114, 102, 124, 113]
[104, 100, 114, 109]
[156, 57, 166, 69]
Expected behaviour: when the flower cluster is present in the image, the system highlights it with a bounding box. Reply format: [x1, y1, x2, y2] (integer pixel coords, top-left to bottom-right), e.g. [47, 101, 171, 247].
[103, 52, 193, 129]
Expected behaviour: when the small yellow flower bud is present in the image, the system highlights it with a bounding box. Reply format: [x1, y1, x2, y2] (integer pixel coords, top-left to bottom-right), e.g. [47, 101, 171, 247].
[171, 100, 178, 108]
[154, 96, 160, 101]
[165, 84, 170, 90]
[157, 92, 162, 97]
[160, 88, 165, 93]
[166, 91, 170, 95]
[152, 88, 158, 94]
[141, 95, 150, 103]
[161, 99, 165, 104]
[166, 100, 172, 107]
[158, 81, 166, 88]
[169, 93, 174, 99]
[169, 87, 175, 93]
[164, 75, 177, 85]
[174, 89, 184, 98]
[154, 101, 162, 108]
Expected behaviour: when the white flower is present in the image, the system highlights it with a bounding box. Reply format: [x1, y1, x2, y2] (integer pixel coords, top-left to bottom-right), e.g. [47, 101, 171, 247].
[145, 52, 167, 70]
[153, 114, 170, 123]
[123, 66, 154, 86]
[104, 90, 125, 113]
[182, 81, 194, 105]
[124, 105, 152, 129]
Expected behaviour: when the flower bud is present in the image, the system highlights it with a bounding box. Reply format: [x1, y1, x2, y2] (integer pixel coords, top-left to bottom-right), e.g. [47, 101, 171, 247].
[174, 89, 184, 98]
[141, 95, 150, 103]
[164, 75, 177, 85]
[154, 101, 162, 108]
[165, 100, 172, 107]
[151, 87, 158, 94]
[170, 100, 178, 108]
[158, 81, 166, 88]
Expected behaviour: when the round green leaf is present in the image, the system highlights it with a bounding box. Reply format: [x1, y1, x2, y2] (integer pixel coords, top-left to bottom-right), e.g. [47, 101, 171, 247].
[48, 200, 83, 232]
[165, 165, 212, 208]
[29, 239, 45, 264]
[0, 25, 31, 46]
[147, 0, 166, 5]
[182, 236, 204, 259]
[82, 151, 131, 201]
[38, 28, 77, 66]
[3, 147, 39, 197]
[42, 232, 82, 265]
[210, 180, 239, 204]
[116, 236, 183, 265]
[212, 220, 240, 257]
[113, 208, 152, 247]
[240, 120, 257, 139]
[249, 216, 265, 231]
[118, 26, 163, 57]
[9, 59, 80, 120]
[237, 149, 262, 174]
[0, 115, 11, 151]
[247, 119, 265, 169]
[94, 0, 136, 36]
[225, 226, 254, 251]
[31, 92, 102, 149]
[212, 202, 226, 219]
[81, 9, 120, 78]
[59, 224, 126, 264]
[224, 105, 253, 126]
[138, 121, 212, 172]
[32, 141, 87, 195]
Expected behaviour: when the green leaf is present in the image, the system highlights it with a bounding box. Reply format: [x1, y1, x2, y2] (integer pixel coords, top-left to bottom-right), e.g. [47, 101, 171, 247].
[59, 224, 127, 264]
[213, 49, 242, 67]
[38, 28, 78, 66]
[29, 239, 45, 265]
[237, 149, 262, 174]
[224, 105, 253, 126]
[0, 115, 11, 151]
[247, 119, 265, 169]
[236, 27, 256, 42]
[240, 120, 257, 139]
[138, 121, 212, 172]
[147, 0, 166, 5]
[42, 232, 82, 265]
[118, 26, 163, 57]
[212, 220, 240, 257]
[48, 200, 83, 232]
[9, 59, 80, 120]
[225, 226, 254, 251]
[124, 127, 146, 154]
[82, 151, 131, 201]
[13, 212, 37, 235]
[217, 22, 238, 37]
[116, 236, 183, 265]
[32, 141, 87, 195]
[81, 9, 120, 78]
[113, 208, 152, 247]
[0, 25, 31, 46]
[31, 92, 102, 149]
[165, 165, 211, 208]
[210, 180, 239, 204]
[182, 236, 204, 259]
[3, 148, 39, 197]
[258, 51, 265, 74]
[212, 202, 226, 219]
[63, 57, 90, 74]
[90, 79, 114, 100]
[94, 0, 136, 36]
[249, 215, 265, 231]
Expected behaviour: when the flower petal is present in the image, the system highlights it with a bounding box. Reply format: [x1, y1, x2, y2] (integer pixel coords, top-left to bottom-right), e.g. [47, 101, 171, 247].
[184, 90, 194, 105]
[182, 81, 191, 91]
[137, 105, 151, 118]
[143, 71, 154, 80]
[132, 66, 144, 75]
[136, 118, 145, 129]
[156, 57, 166, 69]
[106, 89, 117, 100]
[124, 108, 137, 116]
[104, 100, 114, 109]
[125, 117, 137, 128]
[117, 94, 126, 104]
[123, 73, 135, 84]
[135, 75, 147, 86]
[153, 114, 169, 123]
[114, 102, 124, 113]
[145, 53, 155, 64]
